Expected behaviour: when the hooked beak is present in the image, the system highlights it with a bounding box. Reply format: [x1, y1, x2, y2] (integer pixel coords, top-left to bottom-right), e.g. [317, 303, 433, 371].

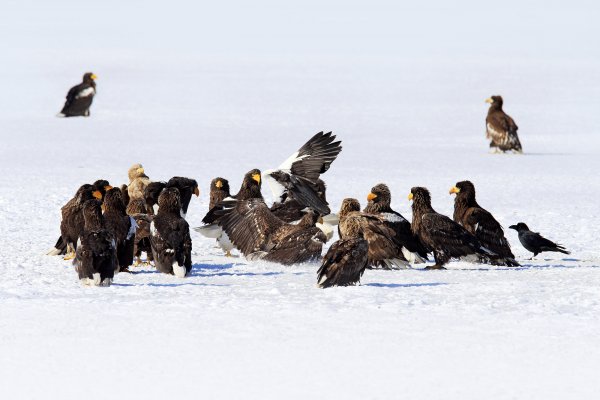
[485, 98, 493, 104]
[104, 185, 113, 191]
[92, 190, 103, 200]
[137, 167, 145, 175]
[367, 192, 377, 201]
[449, 186, 460, 195]
[408, 193, 413, 201]
[215, 180, 223, 189]
[252, 173, 261, 184]
[91, 74, 97, 80]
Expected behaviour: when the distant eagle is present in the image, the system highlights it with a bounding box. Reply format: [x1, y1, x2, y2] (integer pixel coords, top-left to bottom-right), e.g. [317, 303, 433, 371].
[409, 187, 495, 269]
[216, 199, 327, 265]
[509, 222, 570, 259]
[73, 200, 118, 286]
[150, 188, 193, 277]
[450, 181, 518, 267]
[57, 73, 97, 117]
[263, 131, 342, 216]
[485, 95, 523, 153]
[317, 213, 369, 288]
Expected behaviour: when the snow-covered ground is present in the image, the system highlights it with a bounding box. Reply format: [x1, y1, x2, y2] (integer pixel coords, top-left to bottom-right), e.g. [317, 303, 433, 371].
[1, 1, 600, 399]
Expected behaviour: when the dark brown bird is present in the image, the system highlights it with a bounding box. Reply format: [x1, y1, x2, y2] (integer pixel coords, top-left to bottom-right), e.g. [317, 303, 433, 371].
[73, 200, 118, 286]
[409, 187, 495, 269]
[364, 183, 429, 263]
[317, 214, 369, 288]
[120, 184, 131, 209]
[144, 177, 200, 218]
[338, 198, 412, 269]
[216, 199, 327, 265]
[209, 177, 231, 210]
[126, 198, 153, 266]
[57, 72, 97, 117]
[196, 169, 263, 256]
[103, 188, 137, 272]
[150, 188, 193, 277]
[485, 95, 523, 153]
[270, 179, 328, 223]
[450, 180, 518, 266]
[509, 222, 570, 259]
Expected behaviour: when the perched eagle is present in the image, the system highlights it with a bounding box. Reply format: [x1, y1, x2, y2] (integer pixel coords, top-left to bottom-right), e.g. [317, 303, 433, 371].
[485, 95, 523, 153]
[263, 131, 342, 216]
[143, 176, 200, 218]
[196, 169, 263, 256]
[209, 177, 231, 210]
[509, 222, 570, 259]
[409, 187, 495, 269]
[73, 200, 118, 286]
[317, 214, 369, 288]
[127, 163, 151, 201]
[338, 198, 415, 269]
[103, 188, 137, 272]
[150, 188, 193, 277]
[216, 199, 327, 265]
[364, 183, 429, 263]
[47, 180, 112, 258]
[126, 197, 154, 266]
[57, 72, 97, 117]
[450, 181, 519, 266]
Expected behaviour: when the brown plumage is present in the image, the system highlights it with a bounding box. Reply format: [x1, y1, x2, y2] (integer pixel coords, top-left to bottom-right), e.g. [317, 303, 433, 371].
[103, 188, 136, 272]
[450, 181, 518, 266]
[270, 179, 328, 223]
[126, 198, 153, 266]
[73, 200, 118, 286]
[317, 215, 369, 288]
[364, 183, 429, 262]
[338, 198, 412, 269]
[209, 177, 231, 210]
[120, 184, 130, 209]
[127, 163, 151, 200]
[217, 199, 327, 264]
[485, 95, 522, 153]
[410, 187, 494, 269]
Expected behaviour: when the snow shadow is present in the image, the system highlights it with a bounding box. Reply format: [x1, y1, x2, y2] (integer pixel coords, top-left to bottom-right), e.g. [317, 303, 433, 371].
[144, 282, 228, 288]
[364, 282, 449, 288]
[190, 263, 284, 278]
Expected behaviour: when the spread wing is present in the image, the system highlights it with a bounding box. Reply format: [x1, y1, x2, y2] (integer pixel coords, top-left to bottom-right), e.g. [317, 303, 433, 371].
[286, 131, 342, 182]
[217, 199, 286, 256]
[262, 228, 326, 265]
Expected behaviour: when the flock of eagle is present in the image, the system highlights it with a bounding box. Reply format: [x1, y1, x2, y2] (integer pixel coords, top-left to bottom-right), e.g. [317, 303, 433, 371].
[46, 74, 569, 288]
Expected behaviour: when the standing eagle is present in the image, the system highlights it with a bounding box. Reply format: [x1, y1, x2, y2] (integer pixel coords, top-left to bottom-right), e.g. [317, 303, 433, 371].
[143, 177, 200, 218]
[150, 188, 193, 277]
[317, 214, 369, 288]
[126, 197, 154, 267]
[103, 188, 137, 272]
[450, 180, 519, 266]
[196, 169, 263, 256]
[73, 200, 118, 286]
[485, 95, 523, 153]
[409, 187, 495, 269]
[209, 177, 231, 210]
[127, 163, 151, 202]
[57, 73, 97, 117]
[263, 131, 342, 217]
[216, 199, 327, 265]
[364, 183, 429, 263]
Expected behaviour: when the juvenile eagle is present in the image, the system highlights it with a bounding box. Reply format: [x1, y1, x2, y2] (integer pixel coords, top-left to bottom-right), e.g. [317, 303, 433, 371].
[57, 72, 97, 117]
[509, 222, 570, 259]
[127, 163, 151, 201]
[450, 181, 518, 266]
[317, 214, 369, 288]
[485, 95, 523, 153]
[216, 198, 327, 265]
[150, 188, 193, 277]
[73, 200, 118, 286]
[409, 187, 495, 269]
[126, 197, 153, 266]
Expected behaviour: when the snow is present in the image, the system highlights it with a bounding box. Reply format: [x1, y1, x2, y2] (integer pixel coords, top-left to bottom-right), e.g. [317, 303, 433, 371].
[1, 0, 600, 399]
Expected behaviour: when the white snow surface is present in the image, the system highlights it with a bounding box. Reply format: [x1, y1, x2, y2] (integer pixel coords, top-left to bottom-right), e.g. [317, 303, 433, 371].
[1, 1, 600, 399]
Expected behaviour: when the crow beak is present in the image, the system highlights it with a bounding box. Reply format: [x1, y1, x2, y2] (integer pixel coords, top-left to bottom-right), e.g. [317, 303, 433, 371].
[367, 192, 377, 201]
[509, 225, 517, 230]
[449, 186, 460, 195]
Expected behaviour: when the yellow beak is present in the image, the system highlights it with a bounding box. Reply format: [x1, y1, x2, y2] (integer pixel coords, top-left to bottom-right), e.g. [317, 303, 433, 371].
[193, 186, 200, 197]
[91, 74, 97, 80]
[137, 167, 145, 175]
[408, 193, 413, 201]
[215, 180, 223, 189]
[449, 186, 460, 194]
[92, 190, 103, 199]
[104, 185, 113, 191]
[367, 192, 377, 201]
[485, 98, 493, 104]
[252, 173, 261, 183]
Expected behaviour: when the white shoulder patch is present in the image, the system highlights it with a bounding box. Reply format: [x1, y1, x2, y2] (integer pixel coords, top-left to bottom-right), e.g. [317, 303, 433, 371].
[382, 212, 406, 223]
[75, 87, 95, 99]
[150, 221, 157, 236]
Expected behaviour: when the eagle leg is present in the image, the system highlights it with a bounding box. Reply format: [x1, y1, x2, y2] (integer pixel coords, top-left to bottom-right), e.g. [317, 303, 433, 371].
[63, 244, 76, 261]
